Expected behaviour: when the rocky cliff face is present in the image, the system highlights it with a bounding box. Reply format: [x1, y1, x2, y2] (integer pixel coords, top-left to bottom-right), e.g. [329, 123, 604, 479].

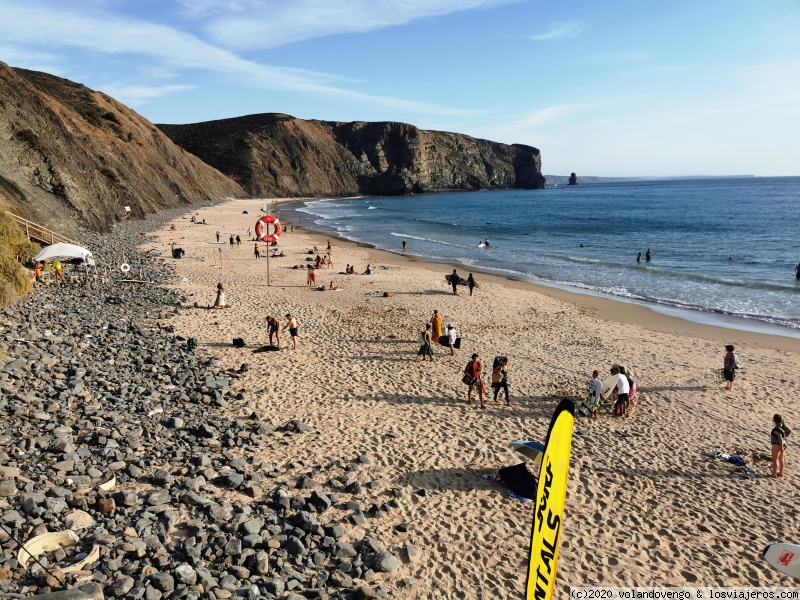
[0, 63, 244, 234]
[158, 114, 545, 197]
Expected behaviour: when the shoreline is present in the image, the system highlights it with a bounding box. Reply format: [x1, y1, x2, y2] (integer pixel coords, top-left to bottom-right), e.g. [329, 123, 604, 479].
[149, 197, 799, 596]
[275, 202, 800, 353]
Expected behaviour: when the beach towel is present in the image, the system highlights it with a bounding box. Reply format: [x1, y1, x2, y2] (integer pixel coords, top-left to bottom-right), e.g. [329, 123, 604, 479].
[498, 463, 538, 499]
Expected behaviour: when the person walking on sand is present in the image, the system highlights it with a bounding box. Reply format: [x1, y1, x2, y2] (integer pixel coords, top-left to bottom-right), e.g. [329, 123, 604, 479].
[307, 266, 317, 288]
[450, 269, 460, 295]
[446, 324, 458, 355]
[491, 356, 510, 405]
[771, 414, 792, 478]
[467, 273, 476, 296]
[723, 344, 738, 391]
[266, 316, 280, 348]
[254, 244, 260, 259]
[216, 231, 220, 242]
[464, 353, 486, 408]
[283, 313, 298, 349]
[236, 235, 241, 246]
[430, 310, 443, 344]
[418, 323, 434, 362]
[247, 227, 252, 239]
[229, 234, 235, 247]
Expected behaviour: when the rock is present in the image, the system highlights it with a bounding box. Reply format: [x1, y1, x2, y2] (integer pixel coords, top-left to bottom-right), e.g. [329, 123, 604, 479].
[284, 536, 306, 556]
[373, 552, 399, 573]
[97, 498, 116, 513]
[149, 572, 175, 592]
[30, 583, 104, 600]
[174, 563, 197, 585]
[152, 469, 174, 486]
[355, 585, 379, 600]
[107, 576, 136, 598]
[65, 509, 95, 529]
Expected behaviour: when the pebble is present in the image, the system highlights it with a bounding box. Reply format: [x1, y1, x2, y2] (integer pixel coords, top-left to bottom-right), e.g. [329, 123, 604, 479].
[0, 210, 402, 599]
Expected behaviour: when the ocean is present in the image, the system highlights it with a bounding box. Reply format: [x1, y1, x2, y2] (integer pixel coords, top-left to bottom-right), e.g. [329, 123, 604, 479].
[279, 177, 800, 336]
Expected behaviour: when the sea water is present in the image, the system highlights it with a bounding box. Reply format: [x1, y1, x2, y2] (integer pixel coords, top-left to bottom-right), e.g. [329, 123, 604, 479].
[281, 177, 800, 335]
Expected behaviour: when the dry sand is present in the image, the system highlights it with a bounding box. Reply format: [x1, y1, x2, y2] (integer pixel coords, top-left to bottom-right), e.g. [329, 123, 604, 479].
[147, 198, 800, 597]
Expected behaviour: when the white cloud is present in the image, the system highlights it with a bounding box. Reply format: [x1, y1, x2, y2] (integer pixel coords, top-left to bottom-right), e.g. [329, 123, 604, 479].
[0, 44, 62, 72]
[0, 1, 479, 116]
[202, 0, 522, 50]
[101, 84, 196, 105]
[530, 21, 587, 42]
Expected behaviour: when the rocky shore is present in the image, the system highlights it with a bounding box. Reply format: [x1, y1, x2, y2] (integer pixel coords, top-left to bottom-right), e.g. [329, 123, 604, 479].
[0, 212, 405, 599]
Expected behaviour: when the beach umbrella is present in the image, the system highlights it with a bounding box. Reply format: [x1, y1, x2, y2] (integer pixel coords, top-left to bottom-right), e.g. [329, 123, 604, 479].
[509, 440, 545, 464]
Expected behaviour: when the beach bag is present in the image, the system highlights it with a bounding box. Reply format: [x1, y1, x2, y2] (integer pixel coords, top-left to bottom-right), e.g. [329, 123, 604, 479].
[418, 330, 426, 344]
[734, 354, 741, 369]
[491, 371, 504, 384]
[232, 338, 246, 348]
[462, 373, 473, 385]
[187, 337, 198, 349]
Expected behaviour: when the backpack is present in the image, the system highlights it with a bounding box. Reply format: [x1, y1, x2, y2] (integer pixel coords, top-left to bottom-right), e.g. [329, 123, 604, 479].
[232, 338, 246, 348]
[187, 337, 198, 349]
[733, 354, 741, 369]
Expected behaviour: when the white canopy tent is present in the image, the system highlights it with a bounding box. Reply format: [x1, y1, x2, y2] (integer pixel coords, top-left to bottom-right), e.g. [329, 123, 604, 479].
[34, 243, 95, 266]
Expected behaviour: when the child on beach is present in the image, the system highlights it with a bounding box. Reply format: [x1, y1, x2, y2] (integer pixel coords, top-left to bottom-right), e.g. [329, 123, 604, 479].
[214, 283, 226, 308]
[723, 344, 738, 390]
[446, 325, 458, 355]
[771, 414, 791, 478]
[588, 370, 603, 418]
[282, 314, 299, 349]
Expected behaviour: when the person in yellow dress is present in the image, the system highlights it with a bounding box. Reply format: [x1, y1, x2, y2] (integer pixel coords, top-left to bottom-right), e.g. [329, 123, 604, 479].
[430, 310, 443, 344]
[53, 260, 64, 283]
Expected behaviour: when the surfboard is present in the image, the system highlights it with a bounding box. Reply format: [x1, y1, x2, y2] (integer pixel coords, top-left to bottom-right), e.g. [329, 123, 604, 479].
[478, 243, 487, 248]
[763, 542, 800, 580]
[600, 373, 619, 400]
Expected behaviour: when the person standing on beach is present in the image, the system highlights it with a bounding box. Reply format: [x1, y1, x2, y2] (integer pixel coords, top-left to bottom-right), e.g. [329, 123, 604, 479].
[307, 266, 317, 288]
[467, 273, 476, 296]
[723, 344, 738, 390]
[464, 353, 486, 408]
[430, 310, 443, 344]
[254, 244, 260, 259]
[645, 248, 652, 262]
[611, 366, 630, 416]
[229, 234, 235, 247]
[247, 227, 252, 239]
[283, 313, 298, 349]
[418, 323, 434, 362]
[53, 260, 64, 284]
[266, 316, 280, 348]
[771, 414, 791, 478]
[450, 269, 460, 295]
[446, 324, 458, 355]
[491, 356, 510, 405]
[402, 239, 407, 253]
[216, 231, 220, 242]
[214, 283, 226, 309]
[236, 235, 241, 246]
[588, 369, 603, 418]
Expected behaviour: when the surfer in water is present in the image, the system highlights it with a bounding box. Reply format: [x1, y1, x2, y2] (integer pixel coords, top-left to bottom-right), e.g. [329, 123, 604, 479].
[795, 262, 800, 279]
[484, 239, 490, 247]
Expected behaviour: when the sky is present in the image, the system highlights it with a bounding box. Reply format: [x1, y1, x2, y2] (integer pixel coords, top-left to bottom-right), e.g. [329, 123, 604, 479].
[2, 0, 800, 177]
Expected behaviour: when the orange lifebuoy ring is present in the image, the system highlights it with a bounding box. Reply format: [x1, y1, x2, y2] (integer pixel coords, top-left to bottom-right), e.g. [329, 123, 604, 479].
[255, 215, 282, 243]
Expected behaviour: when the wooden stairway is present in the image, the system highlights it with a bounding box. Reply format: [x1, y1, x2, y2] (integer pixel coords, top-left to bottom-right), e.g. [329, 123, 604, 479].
[4, 211, 80, 246]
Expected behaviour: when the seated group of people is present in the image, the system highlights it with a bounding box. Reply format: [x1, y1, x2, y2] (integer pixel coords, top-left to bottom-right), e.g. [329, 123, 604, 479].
[313, 253, 333, 269]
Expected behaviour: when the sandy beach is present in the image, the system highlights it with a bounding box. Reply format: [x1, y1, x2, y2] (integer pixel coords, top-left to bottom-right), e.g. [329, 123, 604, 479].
[149, 198, 800, 597]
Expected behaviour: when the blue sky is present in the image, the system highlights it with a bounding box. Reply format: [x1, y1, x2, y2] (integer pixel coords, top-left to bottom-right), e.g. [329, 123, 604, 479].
[2, 0, 799, 176]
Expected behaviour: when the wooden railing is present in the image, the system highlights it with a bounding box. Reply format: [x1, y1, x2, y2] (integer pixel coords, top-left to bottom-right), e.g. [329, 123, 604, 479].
[3, 211, 80, 246]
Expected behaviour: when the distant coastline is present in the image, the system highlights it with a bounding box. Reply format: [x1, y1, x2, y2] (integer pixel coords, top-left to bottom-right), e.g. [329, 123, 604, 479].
[544, 174, 757, 185]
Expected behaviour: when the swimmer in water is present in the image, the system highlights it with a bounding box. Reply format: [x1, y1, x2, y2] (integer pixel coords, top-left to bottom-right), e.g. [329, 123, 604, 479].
[636, 252, 641, 263]
[484, 239, 490, 247]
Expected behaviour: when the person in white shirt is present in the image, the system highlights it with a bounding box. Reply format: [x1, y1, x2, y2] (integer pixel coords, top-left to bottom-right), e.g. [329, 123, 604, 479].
[589, 370, 603, 418]
[447, 325, 458, 356]
[612, 366, 631, 417]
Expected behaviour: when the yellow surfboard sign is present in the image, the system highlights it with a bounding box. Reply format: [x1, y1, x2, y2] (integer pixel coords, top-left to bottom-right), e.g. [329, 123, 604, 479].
[525, 398, 575, 600]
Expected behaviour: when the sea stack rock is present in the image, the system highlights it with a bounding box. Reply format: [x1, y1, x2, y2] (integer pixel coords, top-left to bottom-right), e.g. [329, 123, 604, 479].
[568, 172, 578, 185]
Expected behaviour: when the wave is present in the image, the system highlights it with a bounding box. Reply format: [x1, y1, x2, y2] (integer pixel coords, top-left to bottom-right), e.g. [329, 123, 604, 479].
[388, 232, 463, 247]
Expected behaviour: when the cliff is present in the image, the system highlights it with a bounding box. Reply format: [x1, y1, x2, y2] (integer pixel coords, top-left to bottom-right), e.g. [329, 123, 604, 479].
[0, 63, 245, 234]
[157, 114, 545, 197]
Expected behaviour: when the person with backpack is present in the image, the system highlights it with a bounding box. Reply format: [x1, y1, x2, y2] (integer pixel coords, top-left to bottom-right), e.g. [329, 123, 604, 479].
[723, 344, 739, 391]
[771, 414, 792, 478]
